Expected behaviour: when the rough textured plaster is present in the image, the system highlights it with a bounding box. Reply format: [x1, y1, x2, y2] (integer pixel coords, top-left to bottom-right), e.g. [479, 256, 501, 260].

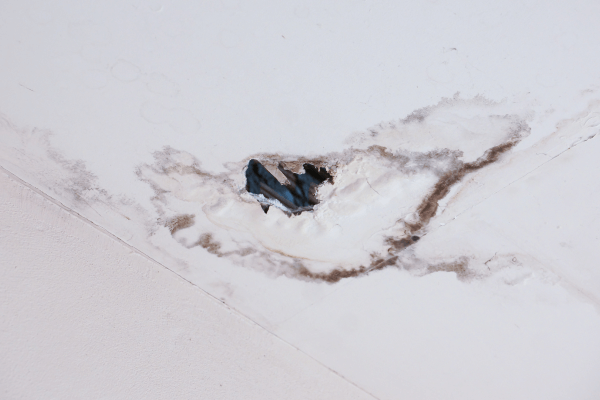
[0, 171, 375, 400]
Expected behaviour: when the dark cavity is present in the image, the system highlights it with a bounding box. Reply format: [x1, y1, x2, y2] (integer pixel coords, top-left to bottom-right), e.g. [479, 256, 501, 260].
[245, 159, 332, 215]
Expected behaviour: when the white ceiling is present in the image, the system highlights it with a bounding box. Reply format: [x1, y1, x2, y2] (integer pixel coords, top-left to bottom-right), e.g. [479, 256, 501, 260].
[2, 0, 600, 398]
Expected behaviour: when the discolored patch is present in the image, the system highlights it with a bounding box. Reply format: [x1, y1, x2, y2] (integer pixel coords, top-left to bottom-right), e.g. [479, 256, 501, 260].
[192, 233, 222, 255]
[164, 214, 195, 235]
[137, 95, 532, 283]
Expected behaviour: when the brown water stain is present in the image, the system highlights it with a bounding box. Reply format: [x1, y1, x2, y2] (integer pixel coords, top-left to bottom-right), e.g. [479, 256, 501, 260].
[284, 137, 523, 283]
[164, 214, 195, 234]
[140, 96, 531, 284]
[155, 135, 523, 283]
[192, 233, 222, 255]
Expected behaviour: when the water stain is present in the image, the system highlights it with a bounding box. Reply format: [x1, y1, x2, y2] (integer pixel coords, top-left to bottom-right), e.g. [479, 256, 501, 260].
[409, 139, 522, 232]
[2, 95, 580, 289]
[165, 214, 195, 234]
[144, 139, 521, 283]
[137, 95, 532, 283]
[295, 136, 524, 283]
[192, 233, 222, 255]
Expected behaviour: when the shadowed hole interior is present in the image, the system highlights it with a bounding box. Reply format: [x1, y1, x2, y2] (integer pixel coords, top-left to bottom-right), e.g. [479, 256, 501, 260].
[245, 159, 332, 215]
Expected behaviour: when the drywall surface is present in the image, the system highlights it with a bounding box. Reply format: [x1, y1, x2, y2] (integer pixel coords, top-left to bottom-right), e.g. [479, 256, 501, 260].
[2, 1, 600, 398]
[0, 171, 374, 400]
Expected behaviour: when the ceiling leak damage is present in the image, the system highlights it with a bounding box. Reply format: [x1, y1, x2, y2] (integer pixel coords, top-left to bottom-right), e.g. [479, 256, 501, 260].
[245, 159, 333, 215]
[137, 95, 532, 283]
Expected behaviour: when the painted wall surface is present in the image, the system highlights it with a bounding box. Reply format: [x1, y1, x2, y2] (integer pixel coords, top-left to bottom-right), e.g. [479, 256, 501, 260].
[2, 0, 600, 398]
[0, 171, 374, 400]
